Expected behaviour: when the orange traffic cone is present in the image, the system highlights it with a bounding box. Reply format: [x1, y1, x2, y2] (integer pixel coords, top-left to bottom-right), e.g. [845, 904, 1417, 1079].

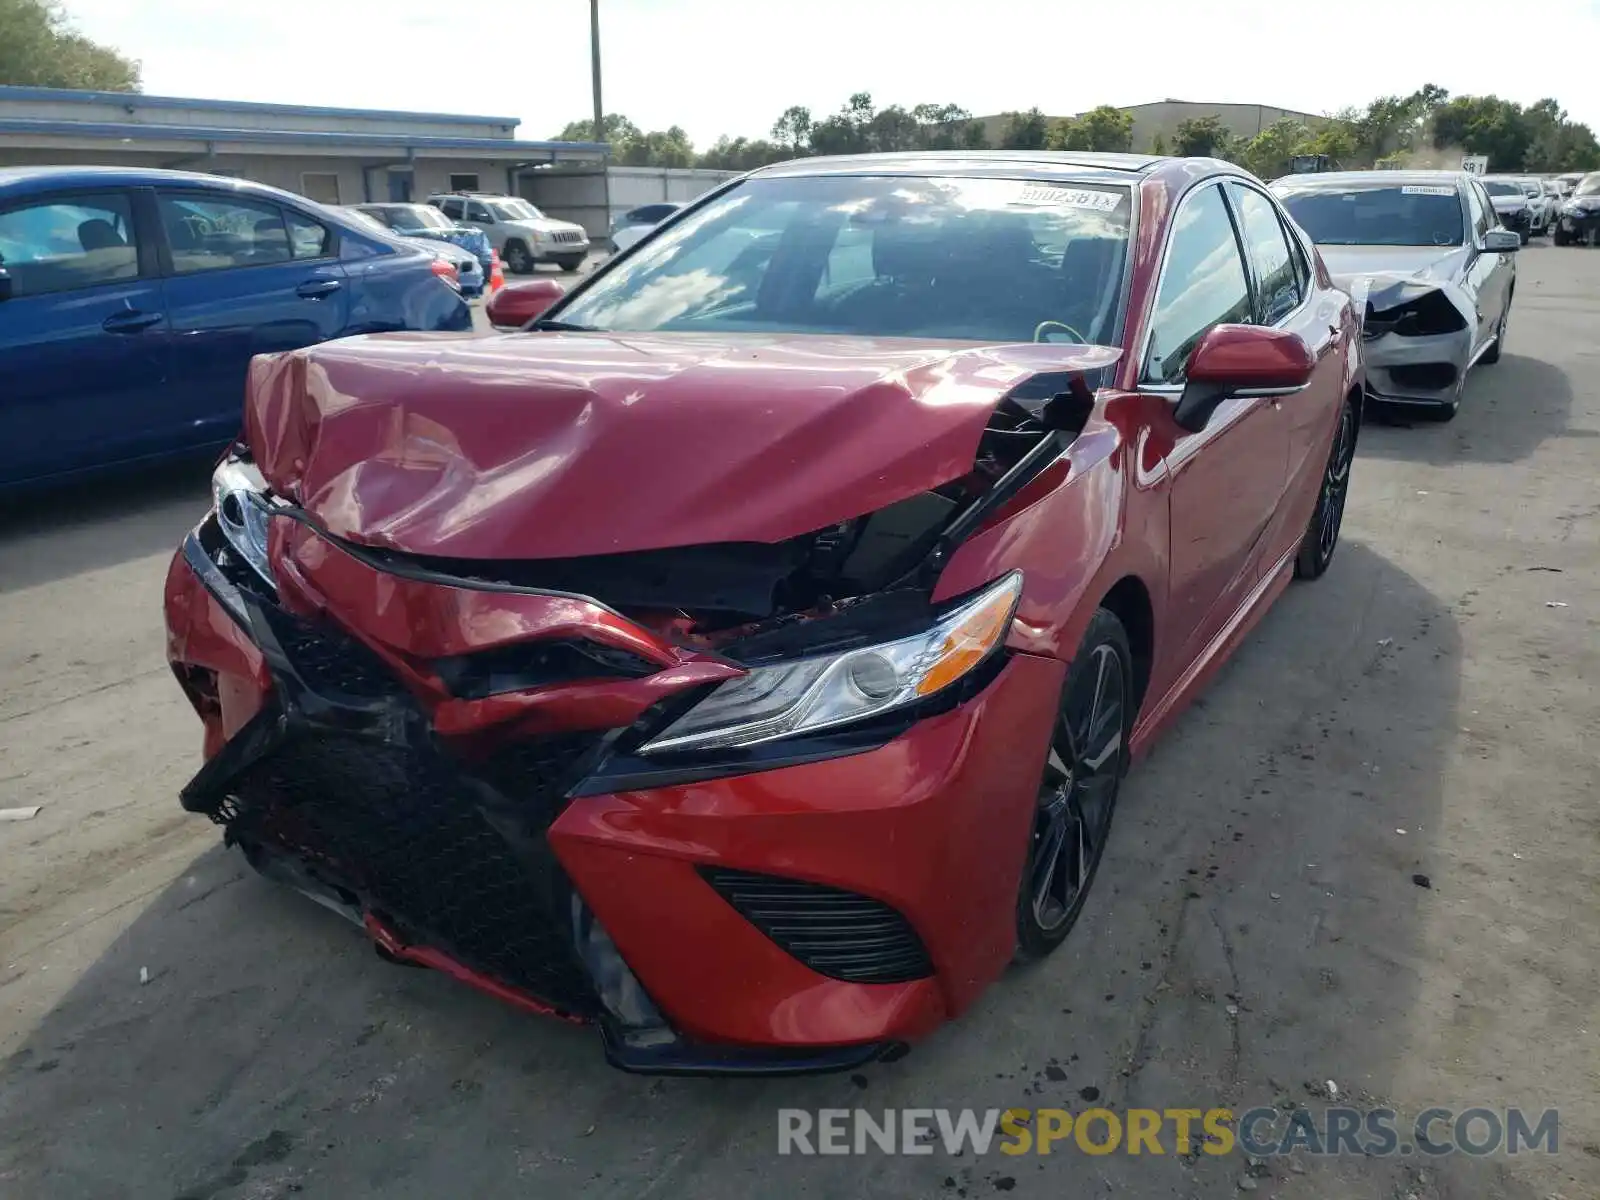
[489, 251, 505, 291]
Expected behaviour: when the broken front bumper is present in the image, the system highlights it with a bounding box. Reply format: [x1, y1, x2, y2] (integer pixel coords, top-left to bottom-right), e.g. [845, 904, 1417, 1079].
[1558, 211, 1600, 242]
[1362, 326, 1474, 406]
[165, 518, 1063, 1074]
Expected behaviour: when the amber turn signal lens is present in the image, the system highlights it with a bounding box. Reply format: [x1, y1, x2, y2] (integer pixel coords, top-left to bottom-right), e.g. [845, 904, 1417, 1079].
[914, 583, 1019, 696]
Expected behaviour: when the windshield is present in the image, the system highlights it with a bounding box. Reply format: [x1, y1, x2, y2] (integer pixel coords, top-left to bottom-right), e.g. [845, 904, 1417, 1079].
[1276, 185, 1463, 247]
[1481, 181, 1522, 198]
[1576, 174, 1600, 197]
[490, 199, 543, 221]
[390, 205, 452, 230]
[552, 174, 1134, 344]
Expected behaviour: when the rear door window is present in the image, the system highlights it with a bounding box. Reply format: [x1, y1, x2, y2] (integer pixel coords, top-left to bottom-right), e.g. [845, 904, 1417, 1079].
[285, 210, 333, 260]
[158, 193, 294, 273]
[0, 192, 141, 296]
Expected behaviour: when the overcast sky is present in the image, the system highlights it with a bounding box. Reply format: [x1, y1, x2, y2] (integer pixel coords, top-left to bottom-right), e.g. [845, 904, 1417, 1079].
[62, 0, 1600, 145]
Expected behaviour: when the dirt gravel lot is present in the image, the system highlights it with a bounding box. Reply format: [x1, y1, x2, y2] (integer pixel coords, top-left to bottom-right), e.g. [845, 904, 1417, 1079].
[1, 246, 1596, 1200]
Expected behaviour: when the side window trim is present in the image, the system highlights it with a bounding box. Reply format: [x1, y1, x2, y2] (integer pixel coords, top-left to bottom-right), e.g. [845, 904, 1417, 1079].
[1136, 179, 1253, 388]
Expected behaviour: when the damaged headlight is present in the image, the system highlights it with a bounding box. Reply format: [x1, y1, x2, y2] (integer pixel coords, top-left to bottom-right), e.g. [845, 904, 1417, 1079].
[211, 457, 276, 590]
[639, 572, 1022, 755]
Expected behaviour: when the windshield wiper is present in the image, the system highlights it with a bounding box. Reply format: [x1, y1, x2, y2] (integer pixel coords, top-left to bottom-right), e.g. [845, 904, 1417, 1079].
[528, 318, 600, 332]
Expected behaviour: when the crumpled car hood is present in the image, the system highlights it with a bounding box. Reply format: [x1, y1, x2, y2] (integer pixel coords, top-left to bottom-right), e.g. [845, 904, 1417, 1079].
[1318, 244, 1469, 289]
[244, 331, 1120, 561]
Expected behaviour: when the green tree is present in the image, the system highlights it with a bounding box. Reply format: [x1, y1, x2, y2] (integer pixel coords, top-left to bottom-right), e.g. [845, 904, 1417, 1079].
[809, 92, 877, 156]
[1235, 118, 1313, 180]
[1150, 132, 1167, 156]
[910, 102, 984, 150]
[1049, 105, 1134, 152]
[997, 107, 1050, 150]
[0, 0, 139, 90]
[698, 136, 789, 172]
[1171, 114, 1228, 158]
[770, 105, 813, 155]
[555, 113, 640, 145]
[1431, 95, 1530, 170]
[618, 126, 695, 168]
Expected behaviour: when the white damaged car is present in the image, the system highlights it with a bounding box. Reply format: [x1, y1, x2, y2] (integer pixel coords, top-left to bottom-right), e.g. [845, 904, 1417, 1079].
[1273, 170, 1519, 422]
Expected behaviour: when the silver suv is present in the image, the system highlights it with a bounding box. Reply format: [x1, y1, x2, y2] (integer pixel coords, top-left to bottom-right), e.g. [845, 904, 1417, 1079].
[427, 193, 590, 273]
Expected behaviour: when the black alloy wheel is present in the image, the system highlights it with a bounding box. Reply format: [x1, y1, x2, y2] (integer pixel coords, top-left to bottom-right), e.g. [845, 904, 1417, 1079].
[1015, 608, 1132, 961]
[1295, 398, 1358, 579]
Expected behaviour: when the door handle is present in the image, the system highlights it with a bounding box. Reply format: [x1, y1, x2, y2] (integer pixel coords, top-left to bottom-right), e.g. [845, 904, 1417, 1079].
[102, 310, 163, 334]
[296, 279, 342, 299]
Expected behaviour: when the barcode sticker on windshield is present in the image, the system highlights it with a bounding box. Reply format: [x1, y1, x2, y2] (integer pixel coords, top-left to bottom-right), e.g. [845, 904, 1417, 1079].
[1401, 185, 1456, 196]
[1013, 185, 1122, 212]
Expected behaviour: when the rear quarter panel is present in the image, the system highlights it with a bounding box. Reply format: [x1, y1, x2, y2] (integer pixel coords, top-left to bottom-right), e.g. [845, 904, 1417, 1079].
[340, 245, 472, 334]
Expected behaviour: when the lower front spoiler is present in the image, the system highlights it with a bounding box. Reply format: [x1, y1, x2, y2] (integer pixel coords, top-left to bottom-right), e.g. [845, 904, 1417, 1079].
[234, 806, 906, 1077]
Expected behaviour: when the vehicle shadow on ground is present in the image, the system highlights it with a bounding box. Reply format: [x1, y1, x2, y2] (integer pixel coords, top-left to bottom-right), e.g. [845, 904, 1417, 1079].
[0, 546, 1551, 1199]
[0, 457, 213, 594]
[1360, 352, 1573, 466]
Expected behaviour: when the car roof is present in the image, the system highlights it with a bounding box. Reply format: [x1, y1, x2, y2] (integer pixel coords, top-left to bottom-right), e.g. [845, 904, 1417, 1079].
[747, 150, 1184, 186]
[0, 164, 316, 205]
[1272, 169, 1469, 190]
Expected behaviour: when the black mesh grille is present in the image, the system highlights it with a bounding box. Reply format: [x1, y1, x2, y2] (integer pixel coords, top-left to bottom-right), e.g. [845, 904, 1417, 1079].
[700, 868, 933, 985]
[268, 616, 405, 700]
[226, 731, 603, 1016]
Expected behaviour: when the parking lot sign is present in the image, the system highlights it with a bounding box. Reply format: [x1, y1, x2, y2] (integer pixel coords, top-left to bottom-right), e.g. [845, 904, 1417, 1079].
[1461, 155, 1489, 176]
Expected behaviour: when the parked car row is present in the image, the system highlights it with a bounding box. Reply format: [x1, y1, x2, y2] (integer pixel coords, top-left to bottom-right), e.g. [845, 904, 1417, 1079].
[1553, 171, 1600, 246]
[425, 191, 590, 274]
[0, 167, 471, 489]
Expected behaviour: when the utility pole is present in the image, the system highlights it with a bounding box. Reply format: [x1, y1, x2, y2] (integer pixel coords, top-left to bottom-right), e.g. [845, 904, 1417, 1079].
[590, 0, 604, 145]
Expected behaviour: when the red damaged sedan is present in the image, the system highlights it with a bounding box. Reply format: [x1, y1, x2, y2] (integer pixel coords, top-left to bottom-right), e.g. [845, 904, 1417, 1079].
[164, 152, 1362, 1074]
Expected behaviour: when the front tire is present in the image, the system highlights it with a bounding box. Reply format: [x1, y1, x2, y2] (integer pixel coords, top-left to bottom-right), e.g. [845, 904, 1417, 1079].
[503, 240, 534, 274]
[1554, 226, 1572, 246]
[1015, 608, 1131, 963]
[1295, 396, 1358, 580]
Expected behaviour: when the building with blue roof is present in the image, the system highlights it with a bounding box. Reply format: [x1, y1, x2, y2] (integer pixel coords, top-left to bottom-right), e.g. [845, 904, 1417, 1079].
[0, 84, 620, 229]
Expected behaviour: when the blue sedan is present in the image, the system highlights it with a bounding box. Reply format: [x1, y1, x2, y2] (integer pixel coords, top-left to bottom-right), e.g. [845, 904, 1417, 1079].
[0, 166, 471, 489]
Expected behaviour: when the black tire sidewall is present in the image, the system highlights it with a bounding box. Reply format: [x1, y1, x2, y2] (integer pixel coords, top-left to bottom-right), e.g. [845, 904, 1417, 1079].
[1014, 607, 1133, 963]
[1295, 397, 1357, 579]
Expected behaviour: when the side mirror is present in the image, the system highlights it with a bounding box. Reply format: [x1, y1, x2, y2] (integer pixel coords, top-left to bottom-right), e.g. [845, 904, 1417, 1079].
[1483, 228, 1521, 252]
[485, 279, 566, 329]
[1173, 324, 1315, 433]
[0, 268, 11, 302]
